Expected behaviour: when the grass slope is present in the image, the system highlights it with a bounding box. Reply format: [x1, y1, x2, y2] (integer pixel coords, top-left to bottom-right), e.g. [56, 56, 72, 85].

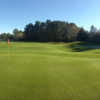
[0, 42, 100, 100]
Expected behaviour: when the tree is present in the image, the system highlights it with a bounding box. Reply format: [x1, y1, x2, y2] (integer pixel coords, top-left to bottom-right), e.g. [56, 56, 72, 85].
[90, 25, 97, 33]
[13, 29, 23, 41]
[0, 33, 7, 40]
[0, 33, 13, 41]
[23, 23, 34, 41]
[77, 28, 88, 41]
[23, 20, 80, 42]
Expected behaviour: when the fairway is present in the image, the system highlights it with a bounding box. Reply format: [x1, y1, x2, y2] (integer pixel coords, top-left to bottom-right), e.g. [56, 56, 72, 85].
[0, 42, 100, 100]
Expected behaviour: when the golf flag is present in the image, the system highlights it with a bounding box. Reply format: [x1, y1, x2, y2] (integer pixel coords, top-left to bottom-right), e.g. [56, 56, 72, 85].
[7, 39, 10, 45]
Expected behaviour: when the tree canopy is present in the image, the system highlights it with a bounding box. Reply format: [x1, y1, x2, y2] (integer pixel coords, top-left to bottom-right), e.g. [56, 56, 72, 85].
[1, 20, 100, 43]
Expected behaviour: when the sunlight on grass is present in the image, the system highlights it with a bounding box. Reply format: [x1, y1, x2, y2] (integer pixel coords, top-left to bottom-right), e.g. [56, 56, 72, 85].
[0, 42, 100, 100]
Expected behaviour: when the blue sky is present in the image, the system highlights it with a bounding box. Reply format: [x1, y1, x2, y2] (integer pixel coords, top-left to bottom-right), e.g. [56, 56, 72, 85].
[0, 0, 100, 33]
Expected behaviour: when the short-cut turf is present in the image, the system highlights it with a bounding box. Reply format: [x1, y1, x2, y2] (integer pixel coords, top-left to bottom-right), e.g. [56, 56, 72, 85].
[0, 42, 100, 100]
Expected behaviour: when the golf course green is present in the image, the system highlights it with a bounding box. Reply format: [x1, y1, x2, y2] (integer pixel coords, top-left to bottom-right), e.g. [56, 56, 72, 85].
[0, 42, 100, 100]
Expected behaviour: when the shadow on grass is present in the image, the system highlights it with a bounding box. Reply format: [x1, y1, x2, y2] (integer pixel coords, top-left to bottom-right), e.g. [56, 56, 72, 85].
[68, 42, 99, 52]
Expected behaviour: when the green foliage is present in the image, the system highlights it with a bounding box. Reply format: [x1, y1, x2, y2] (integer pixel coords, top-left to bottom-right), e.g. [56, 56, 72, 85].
[24, 23, 35, 41]
[77, 28, 88, 41]
[23, 20, 80, 42]
[1, 20, 100, 43]
[0, 33, 13, 41]
[13, 28, 23, 41]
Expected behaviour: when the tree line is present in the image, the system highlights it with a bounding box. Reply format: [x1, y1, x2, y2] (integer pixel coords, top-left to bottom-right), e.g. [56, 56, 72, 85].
[0, 20, 100, 43]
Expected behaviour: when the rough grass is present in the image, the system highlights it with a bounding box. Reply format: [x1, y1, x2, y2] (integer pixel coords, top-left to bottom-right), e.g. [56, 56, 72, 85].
[0, 42, 100, 100]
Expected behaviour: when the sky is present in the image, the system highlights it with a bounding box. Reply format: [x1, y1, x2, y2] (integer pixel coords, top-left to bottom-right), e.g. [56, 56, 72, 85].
[0, 0, 100, 33]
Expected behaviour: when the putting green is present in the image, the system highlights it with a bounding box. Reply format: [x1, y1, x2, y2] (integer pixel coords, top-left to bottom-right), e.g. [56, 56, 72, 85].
[0, 42, 100, 100]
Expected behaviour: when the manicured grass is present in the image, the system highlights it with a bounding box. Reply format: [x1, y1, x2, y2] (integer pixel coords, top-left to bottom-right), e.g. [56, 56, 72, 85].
[0, 42, 100, 100]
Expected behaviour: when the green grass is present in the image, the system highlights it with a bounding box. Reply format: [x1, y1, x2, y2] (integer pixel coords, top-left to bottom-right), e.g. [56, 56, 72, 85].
[0, 42, 100, 100]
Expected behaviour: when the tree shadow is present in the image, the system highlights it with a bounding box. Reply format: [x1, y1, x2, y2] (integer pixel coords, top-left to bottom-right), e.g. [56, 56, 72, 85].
[68, 42, 97, 52]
